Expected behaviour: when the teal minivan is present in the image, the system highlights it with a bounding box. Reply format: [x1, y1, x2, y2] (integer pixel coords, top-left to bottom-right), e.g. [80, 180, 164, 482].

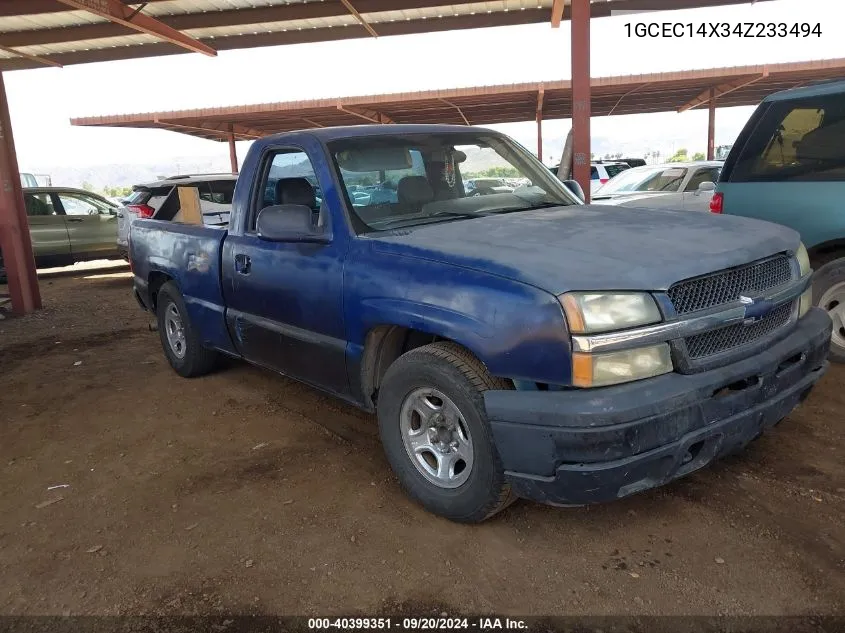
[713, 79, 845, 362]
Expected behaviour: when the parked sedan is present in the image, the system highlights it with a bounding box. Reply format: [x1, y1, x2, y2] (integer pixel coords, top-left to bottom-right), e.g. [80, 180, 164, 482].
[21, 187, 120, 268]
[591, 161, 723, 212]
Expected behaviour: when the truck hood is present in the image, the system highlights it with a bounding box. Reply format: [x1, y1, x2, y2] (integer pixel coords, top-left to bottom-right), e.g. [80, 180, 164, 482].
[367, 205, 799, 294]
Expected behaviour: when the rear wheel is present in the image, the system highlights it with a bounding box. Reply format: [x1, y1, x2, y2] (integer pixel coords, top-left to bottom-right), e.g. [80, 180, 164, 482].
[377, 341, 515, 523]
[813, 257, 845, 363]
[156, 281, 219, 377]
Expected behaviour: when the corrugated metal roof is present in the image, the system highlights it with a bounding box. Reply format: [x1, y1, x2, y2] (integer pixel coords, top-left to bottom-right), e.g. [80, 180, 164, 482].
[0, 0, 769, 71]
[70, 58, 845, 142]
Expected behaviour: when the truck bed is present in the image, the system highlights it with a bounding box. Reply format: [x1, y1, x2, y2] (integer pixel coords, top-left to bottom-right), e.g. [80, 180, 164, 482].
[130, 220, 237, 355]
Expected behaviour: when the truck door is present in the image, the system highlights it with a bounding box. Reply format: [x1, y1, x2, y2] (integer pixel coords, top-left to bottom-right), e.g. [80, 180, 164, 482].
[681, 167, 721, 212]
[221, 147, 349, 396]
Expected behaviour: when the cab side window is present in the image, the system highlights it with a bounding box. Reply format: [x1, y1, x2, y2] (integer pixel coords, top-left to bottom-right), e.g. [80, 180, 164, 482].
[251, 150, 321, 232]
[24, 193, 57, 217]
[685, 167, 720, 191]
[59, 193, 101, 216]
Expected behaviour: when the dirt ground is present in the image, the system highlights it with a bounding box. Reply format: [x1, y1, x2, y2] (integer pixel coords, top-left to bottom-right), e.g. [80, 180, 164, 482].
[0, 267, 843, 618]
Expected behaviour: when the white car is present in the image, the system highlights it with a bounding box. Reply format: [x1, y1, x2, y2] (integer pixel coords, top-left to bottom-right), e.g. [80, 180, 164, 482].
[591, 161, 723, 212]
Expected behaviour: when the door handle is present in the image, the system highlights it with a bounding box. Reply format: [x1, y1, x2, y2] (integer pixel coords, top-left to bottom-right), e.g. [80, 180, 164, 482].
[234, 253, 251, 275]
[66, 217, 83, 223]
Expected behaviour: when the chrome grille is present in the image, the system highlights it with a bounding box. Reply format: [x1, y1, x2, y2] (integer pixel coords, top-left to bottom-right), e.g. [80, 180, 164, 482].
[684, 301, 793, 359]
[668, 255, 793, 315]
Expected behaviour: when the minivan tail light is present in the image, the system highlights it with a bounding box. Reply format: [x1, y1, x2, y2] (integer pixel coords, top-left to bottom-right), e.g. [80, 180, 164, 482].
[600, 178, 609, 184]
[709, 192, 723, 214]
[128, 203, 155, 219]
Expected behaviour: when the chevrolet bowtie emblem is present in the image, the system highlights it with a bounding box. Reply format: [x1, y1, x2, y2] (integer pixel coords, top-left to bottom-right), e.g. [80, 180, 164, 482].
[740, 295, 774, 325]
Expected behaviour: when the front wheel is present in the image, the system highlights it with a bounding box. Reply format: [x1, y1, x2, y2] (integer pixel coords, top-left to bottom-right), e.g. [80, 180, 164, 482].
[377, 342, 515, 523]
[814, 257, 845, 363]
[156, 281, 219, 377]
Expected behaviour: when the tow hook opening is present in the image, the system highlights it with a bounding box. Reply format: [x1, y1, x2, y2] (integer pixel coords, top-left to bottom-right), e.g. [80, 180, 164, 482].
[776, 352, 805, 376]
[682, 440, 704, 465]
[712, 375, 759, 399]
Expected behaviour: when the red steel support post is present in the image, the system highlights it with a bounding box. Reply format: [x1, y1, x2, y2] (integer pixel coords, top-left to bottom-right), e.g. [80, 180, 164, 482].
[571, 0, 591, 202]
[228, 129, 239, 174]
[707, 88, 716, 160]
[536, 113, 543, 162]
[0, 72, 40, 315]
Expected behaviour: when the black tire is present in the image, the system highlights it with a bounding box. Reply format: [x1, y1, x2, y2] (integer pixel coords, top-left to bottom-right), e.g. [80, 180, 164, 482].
[377, 341, 516, 523]
[812, 257, 845, 363]
[156, 281, 219, 377]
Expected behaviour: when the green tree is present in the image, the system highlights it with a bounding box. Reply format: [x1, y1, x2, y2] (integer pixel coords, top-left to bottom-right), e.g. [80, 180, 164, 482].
[102, 185, 132, 198]
[668, 148, 689, 163]
[81, 181, 95, 191]
[691, 152, 706, 161]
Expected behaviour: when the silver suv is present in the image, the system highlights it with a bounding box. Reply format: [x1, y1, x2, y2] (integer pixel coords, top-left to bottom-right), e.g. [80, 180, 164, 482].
[117, 174, 237, 259]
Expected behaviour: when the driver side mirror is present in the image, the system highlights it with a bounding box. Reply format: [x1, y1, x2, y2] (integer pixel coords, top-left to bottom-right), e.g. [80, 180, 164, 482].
[696, 181, 716, 196]
[257, 204, 329, 244]
[562, 179, 585, 203]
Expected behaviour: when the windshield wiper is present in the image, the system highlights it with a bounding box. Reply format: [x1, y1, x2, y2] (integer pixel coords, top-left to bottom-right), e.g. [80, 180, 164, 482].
[425, 210, 491, 219]
[487, 202, 564, 214]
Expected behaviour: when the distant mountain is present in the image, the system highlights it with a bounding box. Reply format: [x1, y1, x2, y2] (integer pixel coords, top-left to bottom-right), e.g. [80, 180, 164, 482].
[32, 156, 233, 189]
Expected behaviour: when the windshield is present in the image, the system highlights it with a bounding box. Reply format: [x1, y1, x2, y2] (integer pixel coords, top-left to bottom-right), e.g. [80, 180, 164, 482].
[597, 166, 688, 194]
[327, 132, 576, 233]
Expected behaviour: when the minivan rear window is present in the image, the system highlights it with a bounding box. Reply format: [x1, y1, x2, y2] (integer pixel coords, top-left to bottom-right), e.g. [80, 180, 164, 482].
[729, 95, 845, 182]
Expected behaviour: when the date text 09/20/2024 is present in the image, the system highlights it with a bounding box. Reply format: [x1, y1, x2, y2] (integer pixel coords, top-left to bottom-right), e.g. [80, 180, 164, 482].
[308, 618, 527, 630]
[625, 22, 822, 38]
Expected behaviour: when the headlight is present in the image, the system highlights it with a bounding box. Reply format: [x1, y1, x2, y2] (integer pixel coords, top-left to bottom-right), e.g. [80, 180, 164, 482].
[560, 292, 662, 334]
[572, 344, 673, 388]
[796, 242, 811, 276]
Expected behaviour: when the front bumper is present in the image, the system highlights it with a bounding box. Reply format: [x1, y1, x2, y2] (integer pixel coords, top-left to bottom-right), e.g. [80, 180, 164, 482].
[484, 308, 831, 506]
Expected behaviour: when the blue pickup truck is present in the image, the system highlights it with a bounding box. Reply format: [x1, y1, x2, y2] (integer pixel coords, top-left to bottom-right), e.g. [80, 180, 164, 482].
[129, 124, 831, 523]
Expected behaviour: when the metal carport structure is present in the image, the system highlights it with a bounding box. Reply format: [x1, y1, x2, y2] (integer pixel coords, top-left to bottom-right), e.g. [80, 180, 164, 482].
[71, 57, 845, 170]
[0, 0, 770, 315]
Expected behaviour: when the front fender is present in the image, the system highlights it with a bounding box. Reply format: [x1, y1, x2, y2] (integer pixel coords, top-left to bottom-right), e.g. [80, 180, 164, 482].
[344, 247, 573, 390]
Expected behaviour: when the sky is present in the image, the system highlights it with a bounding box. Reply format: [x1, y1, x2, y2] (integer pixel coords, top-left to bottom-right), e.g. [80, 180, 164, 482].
[5, 0, 843, 177]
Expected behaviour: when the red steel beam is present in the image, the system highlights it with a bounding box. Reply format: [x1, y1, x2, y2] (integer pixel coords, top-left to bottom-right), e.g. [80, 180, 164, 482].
[339, 0, 379, 37]
[0, 72, 41, 315]
[707, 88, 716, 160]
[678, 69, 768, 112]
[337, 104, 395, 124]
[536, 87, 545, 160]
[0, 44, 62, 68]
[228, 127, 238, 174]
[551, 0, 565, 27]
[53, 0, 217, 57]
[571, 0, 591, 202]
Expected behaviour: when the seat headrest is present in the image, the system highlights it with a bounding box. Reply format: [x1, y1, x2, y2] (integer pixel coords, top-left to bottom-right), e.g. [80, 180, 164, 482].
[397, 176, 434, 205]
[275, 177, 316, 208]
[795, 119, 845, 163]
